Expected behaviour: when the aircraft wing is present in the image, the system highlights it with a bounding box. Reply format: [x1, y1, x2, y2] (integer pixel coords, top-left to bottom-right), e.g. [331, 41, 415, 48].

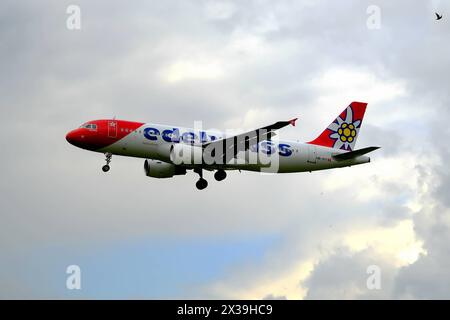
[202, 118, 298, 164]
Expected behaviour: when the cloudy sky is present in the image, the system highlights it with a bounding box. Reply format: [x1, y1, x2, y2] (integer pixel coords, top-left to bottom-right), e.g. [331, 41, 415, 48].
[1, 0, 450, 299]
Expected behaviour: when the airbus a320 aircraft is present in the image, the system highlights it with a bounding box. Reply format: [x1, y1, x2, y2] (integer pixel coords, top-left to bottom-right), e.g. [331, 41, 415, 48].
[66, 101, 379, 190]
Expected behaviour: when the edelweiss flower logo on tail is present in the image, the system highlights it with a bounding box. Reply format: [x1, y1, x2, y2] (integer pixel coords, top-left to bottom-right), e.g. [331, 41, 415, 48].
[328, 106, 361, 150]
[307, 102, 367, 151]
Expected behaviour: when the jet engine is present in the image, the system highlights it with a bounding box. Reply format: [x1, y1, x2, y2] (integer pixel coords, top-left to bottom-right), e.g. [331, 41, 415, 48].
[144, 159, 186, 178]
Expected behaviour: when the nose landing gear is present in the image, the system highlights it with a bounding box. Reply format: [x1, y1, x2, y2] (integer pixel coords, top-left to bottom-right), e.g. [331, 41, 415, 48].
[102, 153, 112, 172]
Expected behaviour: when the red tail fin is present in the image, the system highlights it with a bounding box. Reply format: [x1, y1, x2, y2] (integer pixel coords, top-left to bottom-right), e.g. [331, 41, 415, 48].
[308, 102, 368, 151]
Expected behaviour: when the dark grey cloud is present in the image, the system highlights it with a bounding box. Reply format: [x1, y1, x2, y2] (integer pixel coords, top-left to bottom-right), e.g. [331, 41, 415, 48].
[392, 164, 450, 298]
[304, 248, 397, 299]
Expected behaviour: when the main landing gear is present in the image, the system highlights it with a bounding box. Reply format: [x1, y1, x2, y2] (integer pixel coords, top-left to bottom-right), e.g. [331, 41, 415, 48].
[194, 169, 227, 190]
[194, 168, 208, 190]
[102, 153, 112, 172]
[214, 169, 227, 182]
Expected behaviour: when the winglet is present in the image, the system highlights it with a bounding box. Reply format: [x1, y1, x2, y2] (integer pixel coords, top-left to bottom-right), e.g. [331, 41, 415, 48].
[289, 118, 298, 127]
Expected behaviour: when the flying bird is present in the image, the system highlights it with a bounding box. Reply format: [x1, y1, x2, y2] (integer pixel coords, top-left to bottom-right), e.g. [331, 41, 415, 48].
[435, 12, 443, 20]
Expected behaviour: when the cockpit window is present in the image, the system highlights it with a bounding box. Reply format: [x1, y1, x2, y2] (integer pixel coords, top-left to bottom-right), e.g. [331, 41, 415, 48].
[80, 123, 97, 130]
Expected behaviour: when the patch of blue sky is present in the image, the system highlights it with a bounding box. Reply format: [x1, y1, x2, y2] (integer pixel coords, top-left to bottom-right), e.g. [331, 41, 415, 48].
[21, 234, 281, 299]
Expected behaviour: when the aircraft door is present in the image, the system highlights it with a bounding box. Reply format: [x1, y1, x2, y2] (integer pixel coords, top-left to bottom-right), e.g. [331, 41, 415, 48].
[108, 121, 117, 138]
[307, 145, 317, 164]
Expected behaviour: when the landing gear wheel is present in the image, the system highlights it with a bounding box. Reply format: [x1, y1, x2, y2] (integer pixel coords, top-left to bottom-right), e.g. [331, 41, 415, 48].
[102, 153, 112, 173]
[196, 178, 208, 190]
[214, 170, 227, 181]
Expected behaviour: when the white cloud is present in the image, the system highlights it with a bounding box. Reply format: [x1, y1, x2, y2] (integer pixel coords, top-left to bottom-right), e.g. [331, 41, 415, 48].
[163, 59, 225, 83]
[312, 67, 406, 114]
[204, 1, 236, 21]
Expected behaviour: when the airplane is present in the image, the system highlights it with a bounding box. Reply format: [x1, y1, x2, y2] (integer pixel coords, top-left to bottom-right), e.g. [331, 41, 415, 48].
[66, 101, 380, 190]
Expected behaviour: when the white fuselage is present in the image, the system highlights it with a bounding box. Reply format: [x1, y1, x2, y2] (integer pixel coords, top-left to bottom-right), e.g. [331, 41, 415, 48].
[97, 123, 370, 173]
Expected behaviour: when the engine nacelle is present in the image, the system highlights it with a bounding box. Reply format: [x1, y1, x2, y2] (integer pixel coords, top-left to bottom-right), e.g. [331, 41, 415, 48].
[144, 159, 186, 178]
[170, 144, 203, 165]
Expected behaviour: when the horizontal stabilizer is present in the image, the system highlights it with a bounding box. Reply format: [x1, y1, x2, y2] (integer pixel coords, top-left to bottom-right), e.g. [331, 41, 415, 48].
[332, 146, 380, 161]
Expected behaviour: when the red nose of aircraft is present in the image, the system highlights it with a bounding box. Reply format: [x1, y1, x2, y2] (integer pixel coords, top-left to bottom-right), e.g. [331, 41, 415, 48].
[66, 129, 83, 147]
